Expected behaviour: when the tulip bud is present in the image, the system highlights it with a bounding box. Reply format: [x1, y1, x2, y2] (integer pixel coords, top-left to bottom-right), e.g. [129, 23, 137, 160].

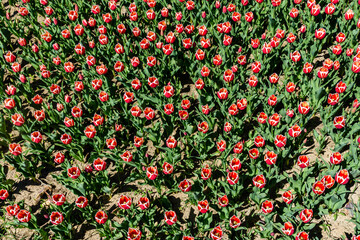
[57, 103, 64, 112]
[202, 11, 206, 18]
[65, 95, 72, 103]
[262, 32, 266, 39]
[300, 25, 306, 33]
[89, 40, 95, 48]
[19, 74, 27, 83]
[85, 165, 93, 173]
[53, 43, 59, 50]
[354, 99, 360, 109]
[215, 1, 221, 8]
[32, 44, 39, 53]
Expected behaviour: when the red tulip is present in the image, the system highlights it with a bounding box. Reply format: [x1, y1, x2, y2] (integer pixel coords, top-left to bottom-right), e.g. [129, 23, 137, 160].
[253, 175, 266, 188]
[289, 125, 302, 138]
[297, 155, 309, 168]
[67, 167, 80, 179]
[251, 61, 261, 73]
[95, 211, 108, 224]
[274, 135, 287, 147]
[237, 98, 247, 110]
[198, 166, 211, 181]
[17, 210, 31, 223]
[54, 152, 65, 164]
[128, 228, 142, 240]
[6, 204, 20, 216]
[164, 211, 177, 225]
[330, 152, 342, 165]
[229, 215, 241, 228]
[261, 200, 274, 214]
[298, 101, 310, 114]
[210, 226, 223, 240]
[121, 151, 133, 162]
[9, 143, 22, 156]
[134, 136, 144, 148]
[228, 104, 238, 115]
[257, 112, 268, 124]
[335, 169, 349, 184]
[227, 171, 239, 185]
[290, 50, 301, 62]
[267, 95, 277, 106]
[299, 209, 313, 223]
[144, 107, 155, 120]
[303, 62, 313, 74]
[315, 28, 326, 39]
[282, 222, 294, 236]
[163, 85, 174, 98]
[264, 151, 277, 165]
[106, 138, 117, 149]
[296, 232, 309, 240]
[50, 212, 64, 225]
[179, 110, 189, 120]
[179, 179, 192, 192]
[352, 61, 360, 73]
[313, 181, 325, 195]
[0, 189, 9, 200]
[166, 136, 177, 148]
[325, 3, 335, 14]
[333, 116, 345, 129]
[345, 9, 354, 20]
[229, 158, 241, 171]
[321, 175, 335, 189]
[118, 195, 132, 209]
[249, 148, 260, 159]
[93, 158, 106, 171]
[146, 166, 158, 180]
[34, 110, 45, 121]
[84, 125, 96, 138]
[162, 162, 174, 175]
[138, 197, 150, 211]
[269, 113, 280, 126]
[198, 200, 209, 213]
[218, 195, 229, 207]
[76, 196, 88, 208]
[30, 131, 42, 143]
[217, 140, 226, 152]
[217, 88, 228, 100]
[233, 141, 244, 154]
[254, 135, 265, 148]
[282, 190, 293, 204]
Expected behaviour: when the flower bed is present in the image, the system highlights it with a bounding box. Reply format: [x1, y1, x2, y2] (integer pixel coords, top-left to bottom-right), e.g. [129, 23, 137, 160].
[1, 0, 360, 239]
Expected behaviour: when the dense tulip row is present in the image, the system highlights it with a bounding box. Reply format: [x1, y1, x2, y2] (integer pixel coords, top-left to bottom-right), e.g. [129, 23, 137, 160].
[1, 0, 360, 239]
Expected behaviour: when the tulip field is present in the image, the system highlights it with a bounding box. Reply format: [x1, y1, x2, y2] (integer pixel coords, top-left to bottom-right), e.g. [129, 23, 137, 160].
[1, 0, 360, 239]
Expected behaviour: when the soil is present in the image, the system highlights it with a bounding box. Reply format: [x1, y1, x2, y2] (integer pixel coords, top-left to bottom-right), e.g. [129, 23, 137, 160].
[1, 102, 357, 240]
